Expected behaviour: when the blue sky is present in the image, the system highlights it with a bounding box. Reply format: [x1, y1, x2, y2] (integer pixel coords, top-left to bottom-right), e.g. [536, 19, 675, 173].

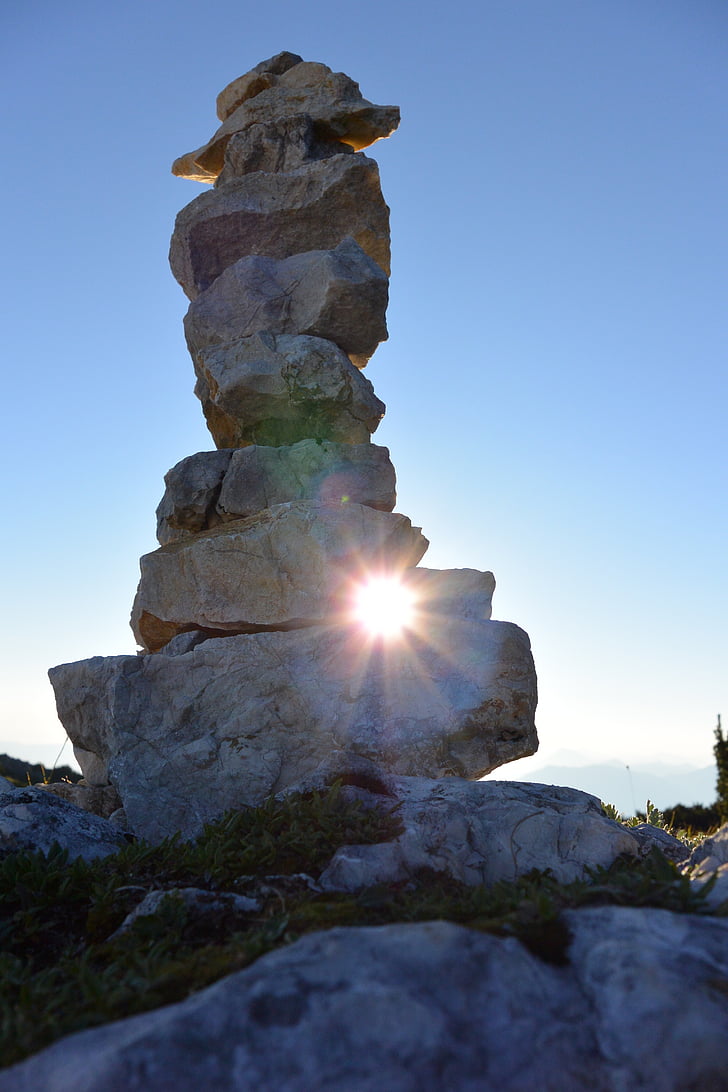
[1, 1, 726, 795]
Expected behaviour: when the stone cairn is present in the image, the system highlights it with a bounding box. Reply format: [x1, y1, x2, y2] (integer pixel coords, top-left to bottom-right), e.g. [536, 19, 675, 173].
[49, 54, 538, 842]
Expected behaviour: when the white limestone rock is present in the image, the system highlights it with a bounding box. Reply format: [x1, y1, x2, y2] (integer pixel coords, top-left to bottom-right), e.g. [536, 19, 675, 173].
[170, 153, 390, 299]
[0, 784, 126, 861]
[4, 911, 728, 1091]
[193, 332, 385, 449]
[50, 603, 535, 841]
[132, 501, 427, 651]
[183, 237, 388, 368]
[314, 775, 639, 891]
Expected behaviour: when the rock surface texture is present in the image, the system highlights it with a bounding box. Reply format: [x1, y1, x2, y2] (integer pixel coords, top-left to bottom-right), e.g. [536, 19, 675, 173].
[192, 332, 385, 449]
[49, 51, 539, 829]
[4, 911, 728, 1092]
[0, 784, 127, 861]
[51, 603, 535, 842]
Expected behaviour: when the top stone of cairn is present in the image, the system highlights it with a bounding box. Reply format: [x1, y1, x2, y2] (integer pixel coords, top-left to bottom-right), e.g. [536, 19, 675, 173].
[172, 52, 401, 183]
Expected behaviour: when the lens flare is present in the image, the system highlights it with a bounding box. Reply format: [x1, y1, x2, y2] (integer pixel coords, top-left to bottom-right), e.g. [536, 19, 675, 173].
[352, 575, 416, 638]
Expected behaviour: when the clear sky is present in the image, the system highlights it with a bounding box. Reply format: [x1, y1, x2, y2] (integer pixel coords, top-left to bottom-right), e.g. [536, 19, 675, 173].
[1, 1, 726, 792]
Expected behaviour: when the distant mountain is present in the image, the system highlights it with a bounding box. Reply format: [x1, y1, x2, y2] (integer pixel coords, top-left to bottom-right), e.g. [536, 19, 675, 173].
[488, 761, 716, 818]
[0, 753, 82, 788]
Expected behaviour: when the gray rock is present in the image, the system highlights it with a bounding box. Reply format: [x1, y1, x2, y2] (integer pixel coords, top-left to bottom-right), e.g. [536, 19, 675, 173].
[36, 781, 123, 821]
[170, 153, 390, 299]
[132, 501, 428, 651]
[684, 825, 728, 910]
[157, 442, 396, 545]
[112, 887, 260, 937]
[562, 905, 728, 1088]
[686, 822, 728, 874]
[50, 607, 536, 841]
[216, 441, 395, 522]
[217, 115, 353, 184]
[316, 776, 639, 891]
[183, 237, 388, 368]
[4, 911, 728, 1091]
[0, 784, 126, 861]
[156, 449, 234, 545]
[625, 821, 690, 864]
[689, 862, 728, 911]
[193, 332, 385, 449]
[173, 59, 400, 182]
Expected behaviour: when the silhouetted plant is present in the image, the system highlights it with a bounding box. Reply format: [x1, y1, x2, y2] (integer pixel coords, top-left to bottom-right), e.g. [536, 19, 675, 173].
[715, 714, 728, 823]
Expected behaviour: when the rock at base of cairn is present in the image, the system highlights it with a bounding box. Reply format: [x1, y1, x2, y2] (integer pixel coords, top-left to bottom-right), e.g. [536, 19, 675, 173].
[170, 152, 390, 299]
[50, 593, 536, 842]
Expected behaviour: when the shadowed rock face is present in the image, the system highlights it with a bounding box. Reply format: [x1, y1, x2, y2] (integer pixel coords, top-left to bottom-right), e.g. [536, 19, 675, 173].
[183, 237, 389, 368]
[191, 332, 385, 449]
[156, 441, 397, 546]
[5, 912, 728, 1091]
[170, 153, 391, 299]
[0, 784, 126, 861]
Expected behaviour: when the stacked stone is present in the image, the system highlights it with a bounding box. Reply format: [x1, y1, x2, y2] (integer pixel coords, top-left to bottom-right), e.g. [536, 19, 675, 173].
[49, 55, 539, 842]
[132, 51, 425, 653]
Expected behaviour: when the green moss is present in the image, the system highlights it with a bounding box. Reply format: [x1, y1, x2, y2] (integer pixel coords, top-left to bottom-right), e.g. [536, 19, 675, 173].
[0, 784, 719, 1069]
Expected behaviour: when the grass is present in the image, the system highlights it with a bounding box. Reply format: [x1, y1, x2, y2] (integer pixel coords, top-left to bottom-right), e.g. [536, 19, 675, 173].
[0, 783, 723, 1069]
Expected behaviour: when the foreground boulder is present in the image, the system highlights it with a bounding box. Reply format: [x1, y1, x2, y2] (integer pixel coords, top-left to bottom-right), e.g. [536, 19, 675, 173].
[51, 605, 534, 841]
[4, 911, 727, 1091]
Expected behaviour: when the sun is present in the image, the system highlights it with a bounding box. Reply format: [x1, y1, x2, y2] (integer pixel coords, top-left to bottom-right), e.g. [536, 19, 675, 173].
[352, 575, 416, 638]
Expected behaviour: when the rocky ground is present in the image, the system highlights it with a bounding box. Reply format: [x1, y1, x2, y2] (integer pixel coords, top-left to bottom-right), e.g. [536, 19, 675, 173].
[0, 772, 727, 1091]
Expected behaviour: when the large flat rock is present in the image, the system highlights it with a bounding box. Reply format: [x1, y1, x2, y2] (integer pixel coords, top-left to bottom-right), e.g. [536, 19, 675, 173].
[183, 237, 388, 368]
[51, 586, 534, 841]
[5, 911, 728, 1090]
[193, 332, 385, 448]
[132, 501, 428, 651]
[157, 441, 396, 545]
[170, 153, 390, 299]
[173, 59, 399, 182]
